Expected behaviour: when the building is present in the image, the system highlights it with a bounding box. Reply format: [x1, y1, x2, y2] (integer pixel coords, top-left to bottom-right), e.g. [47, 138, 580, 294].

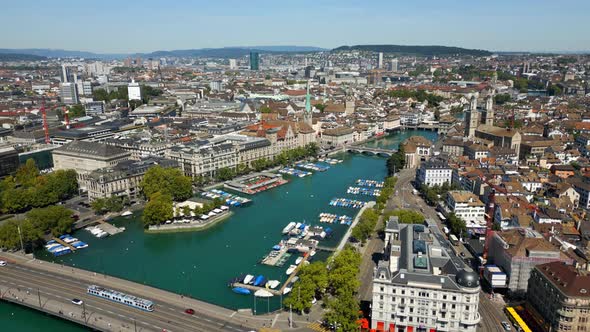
[416, 159, 453, 187]
[372, 218, 481, 332]
[401, 136, 433, 169]
[487, 229, 572, 295]
[60, 82, 79, 105]
[249, 51, 260, 71]
[167, 142, 238, 179]
[229, 59, 237, 69]
[52, 141, 131, 186]
[128, 79, 141, 101]
[0, 146, 20, 177]
[527, 262, 590, 332]
[85, 101, 106, 115]
[446, 191, 485, 229]
[573, 182, 590, 210]
[389, 58, 399, 72]
[76, 80, 93, 97]
[377, 52, 384, 69]
[86, 157, 177, 201]
[321, 127, 354, 148]
[209, 80, 224, 91]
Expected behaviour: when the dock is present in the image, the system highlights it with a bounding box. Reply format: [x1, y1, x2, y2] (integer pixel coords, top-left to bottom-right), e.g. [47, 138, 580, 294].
[52, 237, 77, 251]
[261, 246, 291, 267]
[96, 220, 124, 236]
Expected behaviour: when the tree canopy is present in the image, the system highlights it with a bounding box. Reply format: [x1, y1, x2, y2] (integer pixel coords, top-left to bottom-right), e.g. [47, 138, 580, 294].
[386, 145, 405, 176]
[140, 166, 192, 201]
[142, 192, 173, 227]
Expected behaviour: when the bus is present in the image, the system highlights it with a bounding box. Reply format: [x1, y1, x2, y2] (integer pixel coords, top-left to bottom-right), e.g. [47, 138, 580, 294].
[437, 212, 447, 221]
[449, 234, 459, 245]
[505, 307, 532, 332]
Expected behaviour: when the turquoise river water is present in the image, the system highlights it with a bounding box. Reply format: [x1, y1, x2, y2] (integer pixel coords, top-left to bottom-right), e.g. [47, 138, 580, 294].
[2, 130, 437, 330]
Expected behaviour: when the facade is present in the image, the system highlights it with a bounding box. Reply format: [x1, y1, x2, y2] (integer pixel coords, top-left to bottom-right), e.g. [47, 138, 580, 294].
[0, 146, 20, 177]
[416, 159, 453, 187]
[249, 51, 260, 70]
[402, 136, 432, 169]
[128, 80, 142, 101]
[446, 191, 485, 229]
[86, 157, 177, 201]
[527, 262, 590, 332]
[167, 142, 238, 178]
[85, 101, 106, 115]
[60, 82, 79, 105]
[321, 127, 354, 148]
[372, 218, 481, 332]
[574, 182, 590, 210]
[487, 229, 572, 295]
[52, 141, 131, 186]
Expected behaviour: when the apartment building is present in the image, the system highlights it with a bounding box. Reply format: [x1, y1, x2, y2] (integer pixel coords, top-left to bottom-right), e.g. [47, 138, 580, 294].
[415, 159, 453, 187]
[372, 217, 480, 332]
[446, 191, 485, 229]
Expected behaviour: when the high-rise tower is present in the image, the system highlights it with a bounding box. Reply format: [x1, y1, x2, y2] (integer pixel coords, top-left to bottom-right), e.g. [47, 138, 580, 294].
[249, 51, 260, 70]
[464, 95, 480, 138]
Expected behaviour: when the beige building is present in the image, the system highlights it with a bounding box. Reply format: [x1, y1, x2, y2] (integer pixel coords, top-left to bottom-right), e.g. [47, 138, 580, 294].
[320, 127, 354, 148]
[402, 136, 433, 169]
[52, 141, 130, 187]
[527, 261, 590, 332]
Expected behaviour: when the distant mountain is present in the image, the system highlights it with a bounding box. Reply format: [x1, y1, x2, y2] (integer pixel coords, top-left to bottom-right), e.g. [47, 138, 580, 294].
[332, 45, 492, 56]
[0, 48, 124, 60]
[0, 53, 47, 61]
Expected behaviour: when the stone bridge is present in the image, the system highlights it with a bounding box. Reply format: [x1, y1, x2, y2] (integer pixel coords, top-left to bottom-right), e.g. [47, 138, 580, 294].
[345, 146, 397, 157]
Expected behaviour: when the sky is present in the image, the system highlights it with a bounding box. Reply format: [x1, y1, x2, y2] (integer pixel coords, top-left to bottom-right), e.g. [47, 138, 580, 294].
[2, 0, 589, 54]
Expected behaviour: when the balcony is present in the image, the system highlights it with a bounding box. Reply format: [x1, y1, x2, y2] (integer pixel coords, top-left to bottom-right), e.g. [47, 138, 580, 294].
[557, 309, 575, 318]
[460, 312, 481, 325]
[437, 315, 450, 322]
[436, 324, 450, 331]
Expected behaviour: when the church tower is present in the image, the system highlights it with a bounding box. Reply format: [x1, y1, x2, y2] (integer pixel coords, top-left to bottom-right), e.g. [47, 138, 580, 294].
[303, 81, 313, 126]
[345, 86, 355, 115]
[464, 95, 480, 138]
[484, 95, 494, 126]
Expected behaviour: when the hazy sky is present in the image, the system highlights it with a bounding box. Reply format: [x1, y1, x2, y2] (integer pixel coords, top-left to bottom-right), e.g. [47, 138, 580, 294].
[2, 0, 589, 53]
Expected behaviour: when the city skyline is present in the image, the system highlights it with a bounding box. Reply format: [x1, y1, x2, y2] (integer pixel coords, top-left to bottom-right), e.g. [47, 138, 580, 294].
[1, 0, 589, 54]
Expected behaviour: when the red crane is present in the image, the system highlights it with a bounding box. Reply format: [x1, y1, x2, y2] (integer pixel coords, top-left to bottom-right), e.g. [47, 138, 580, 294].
[41, 99, 50, 144]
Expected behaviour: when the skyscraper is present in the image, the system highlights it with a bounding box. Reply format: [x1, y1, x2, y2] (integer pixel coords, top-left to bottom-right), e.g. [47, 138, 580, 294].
[128, 79, 141, 101]
[389, 58, 398, 72]
[60, 83, 78, 105]
[249, 51, 259, 71]
[377, 52, 383, 69]
[229, 59, 237, 69]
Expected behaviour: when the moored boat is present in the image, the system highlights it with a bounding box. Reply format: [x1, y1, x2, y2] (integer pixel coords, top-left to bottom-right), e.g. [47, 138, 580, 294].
[282, 222, 296, 234]
[232, 287, 251, 295]
[243, 274, 254, 285]
[121, 211, 133, 217]
[266, 280, 280, 289]
[253, 275, 265, 286]
[254, 289, 274, 298]
[286, 264, 297, 275]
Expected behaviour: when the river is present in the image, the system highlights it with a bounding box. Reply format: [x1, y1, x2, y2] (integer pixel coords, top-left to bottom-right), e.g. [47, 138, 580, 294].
[2, 130, 437, 328]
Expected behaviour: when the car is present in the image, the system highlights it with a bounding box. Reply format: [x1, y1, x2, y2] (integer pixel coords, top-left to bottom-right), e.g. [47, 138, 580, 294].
[184, 308, 195, 315]
[0, 260, 7, 266]
[501, 321, 512, 331]
[71, 299, 83, 305]
[460, 252, 466, 257]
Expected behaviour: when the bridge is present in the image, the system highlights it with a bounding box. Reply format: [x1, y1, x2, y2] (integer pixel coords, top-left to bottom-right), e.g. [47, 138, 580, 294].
[0, 253, 262, 331]
[345, 146, 397, 157]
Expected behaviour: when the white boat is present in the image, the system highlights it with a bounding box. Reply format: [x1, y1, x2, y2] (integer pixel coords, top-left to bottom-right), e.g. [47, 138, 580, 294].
[286, 265, 297, 275]
[295, 257, 303, 265]
[282, 222, 296, 234]
[254, 289, 274, 298]
[309, 249, 317, 257]
[266, 280, 280, 289]
[243, 275, 254, 285]
[282, 287, 292, 295]
[121, 211, 133, 217]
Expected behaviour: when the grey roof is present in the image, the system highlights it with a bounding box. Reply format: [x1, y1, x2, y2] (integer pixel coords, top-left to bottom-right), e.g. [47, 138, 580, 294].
[55, 140, 129, 158]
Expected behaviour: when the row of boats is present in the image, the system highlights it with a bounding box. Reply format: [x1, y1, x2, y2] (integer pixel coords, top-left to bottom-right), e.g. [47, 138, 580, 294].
[318, 213, 353, 225]
[317, 158, 343, 165]
[282, 221, 308, 237]
[201, 190, 251, 207]
[85, 226, 109, 238]
[356, 179, 385, 188]
[329, 198, 367, 209]
[295, 162, 330, 172]
[346, 186, 381, 197]
[45, 235, 89, 256]
[277, 167, 312, 178]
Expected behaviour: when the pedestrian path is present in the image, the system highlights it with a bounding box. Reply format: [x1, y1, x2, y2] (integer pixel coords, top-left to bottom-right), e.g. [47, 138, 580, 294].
[307, 322, 330, 332]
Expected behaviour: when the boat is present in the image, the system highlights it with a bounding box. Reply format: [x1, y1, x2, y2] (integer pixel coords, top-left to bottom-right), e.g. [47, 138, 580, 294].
[282, 222, 297, 234]
[232, 287, 251, 295]
[243, 275, 254, 285]
[295, 257, 303, 265]
[266, 280, 280, 289]
[286, 265, 297, 275]
[253, 275, 265, 286]
[254, 289, 274, 298]
[282, 287, 292, 295]
[87, 285, 154, 311]
[121, 211, 133, 217]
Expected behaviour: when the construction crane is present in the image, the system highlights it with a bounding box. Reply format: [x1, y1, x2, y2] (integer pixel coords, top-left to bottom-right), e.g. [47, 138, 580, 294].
[63, 106, 70, 129]
[41, 99, 50, 144]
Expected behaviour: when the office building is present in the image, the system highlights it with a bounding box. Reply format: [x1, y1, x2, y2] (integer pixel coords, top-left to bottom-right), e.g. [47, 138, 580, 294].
[527, 261, 590, 332]
[229, 59, 237, 69]
[209, 80, 224, 91]
[61, 64, 76, 83]
[390, 59, 399, 72]
[128, 79, 141, 101]
[59, 82, 79, 105]
[250, 51, 260, 70]
[378, 52, 384, 69]
[372, 218, 481, 332]
[85, 101, 106, 115]
[76, 80, 93, 96]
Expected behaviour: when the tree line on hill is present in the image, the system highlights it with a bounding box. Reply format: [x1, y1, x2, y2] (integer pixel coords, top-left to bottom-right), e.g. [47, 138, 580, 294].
[332, 45, 492, 56]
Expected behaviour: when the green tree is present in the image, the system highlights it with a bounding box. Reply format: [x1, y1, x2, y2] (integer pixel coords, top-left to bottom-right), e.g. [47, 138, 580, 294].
[324, 294, 360, 332]
[390, 209, 425, 224]
[26, 205, 74, 236]
[386, 145, 405, 175]
[259, 106, 273, 113]
[92, 88, 111, 102]
[142, 192, 173, 227]
[68, 104, 86, 118]
[140, 166, 192, 201]
[314, 103, 326, 112]
[215, 167, 236, 181]
[447, 213, 467, 238]
[283, 262, 328, 313]
[15, 159, 40, 187]
[494, 94, 511, 105]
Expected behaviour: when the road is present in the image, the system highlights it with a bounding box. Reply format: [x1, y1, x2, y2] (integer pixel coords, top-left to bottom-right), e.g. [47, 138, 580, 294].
[0, 258, 252, 332]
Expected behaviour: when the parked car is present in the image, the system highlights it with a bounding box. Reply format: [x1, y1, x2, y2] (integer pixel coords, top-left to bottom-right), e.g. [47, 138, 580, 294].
[0, 260, 7, 267]
[184, 308, 195, 315]
[71, 299, 83, 305]
[501, 321, 512, 331]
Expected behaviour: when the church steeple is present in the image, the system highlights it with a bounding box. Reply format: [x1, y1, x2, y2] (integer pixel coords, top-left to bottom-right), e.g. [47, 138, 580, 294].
[304, 81, 312, 126]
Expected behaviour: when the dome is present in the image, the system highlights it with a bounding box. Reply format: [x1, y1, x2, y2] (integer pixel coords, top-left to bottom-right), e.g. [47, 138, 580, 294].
[456, 269, 480, 288]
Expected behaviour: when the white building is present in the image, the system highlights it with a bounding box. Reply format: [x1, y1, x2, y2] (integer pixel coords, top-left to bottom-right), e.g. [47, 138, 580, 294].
[415, 159, 453, 187]
[377, 52, 384, 69]
[229, 59, 237, 69]
[59, 82, 78, 105]
[128, 79, 142, 101]
[446, 191, 485, 229]
[390, 58, 399, 72]
[372, 218, 481, 332]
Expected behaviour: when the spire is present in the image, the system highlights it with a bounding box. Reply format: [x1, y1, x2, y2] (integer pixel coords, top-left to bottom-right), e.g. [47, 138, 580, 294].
[305, 81, 311, 113]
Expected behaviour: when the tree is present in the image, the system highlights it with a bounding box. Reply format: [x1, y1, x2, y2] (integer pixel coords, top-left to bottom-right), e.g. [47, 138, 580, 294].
[447, 213, 467, 238]
[324, 294, 361, 332]
[68, 104, 86, 118]
[386, 145, 405, 176]
[15, 159, 40, 187]
[216, 167, 236, 181]
[142, 192, 173, 227]
[314, 103, 326, 112]
[434, 109, 441, 121]
[547, 84, 562, 96]
[26, 205, 74, 236]
[259, 106, 273, 114]
[140, 166, 192, 201]
[92, 88, 111, 102]
[283, 262, 328, 313]
[494, 94, 511, 105]
[390, 209, 425, 224]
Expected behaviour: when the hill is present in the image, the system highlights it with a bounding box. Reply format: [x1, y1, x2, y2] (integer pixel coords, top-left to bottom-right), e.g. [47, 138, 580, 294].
[332, 44, 492, 56]
[0, 53, 48, 61]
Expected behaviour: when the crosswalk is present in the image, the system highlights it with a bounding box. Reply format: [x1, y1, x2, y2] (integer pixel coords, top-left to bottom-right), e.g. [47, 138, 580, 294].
[307, 322, 330, 332]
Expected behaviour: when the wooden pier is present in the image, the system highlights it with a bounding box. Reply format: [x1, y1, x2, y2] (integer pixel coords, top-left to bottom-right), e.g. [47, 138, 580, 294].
[96, 220, 124, 236]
